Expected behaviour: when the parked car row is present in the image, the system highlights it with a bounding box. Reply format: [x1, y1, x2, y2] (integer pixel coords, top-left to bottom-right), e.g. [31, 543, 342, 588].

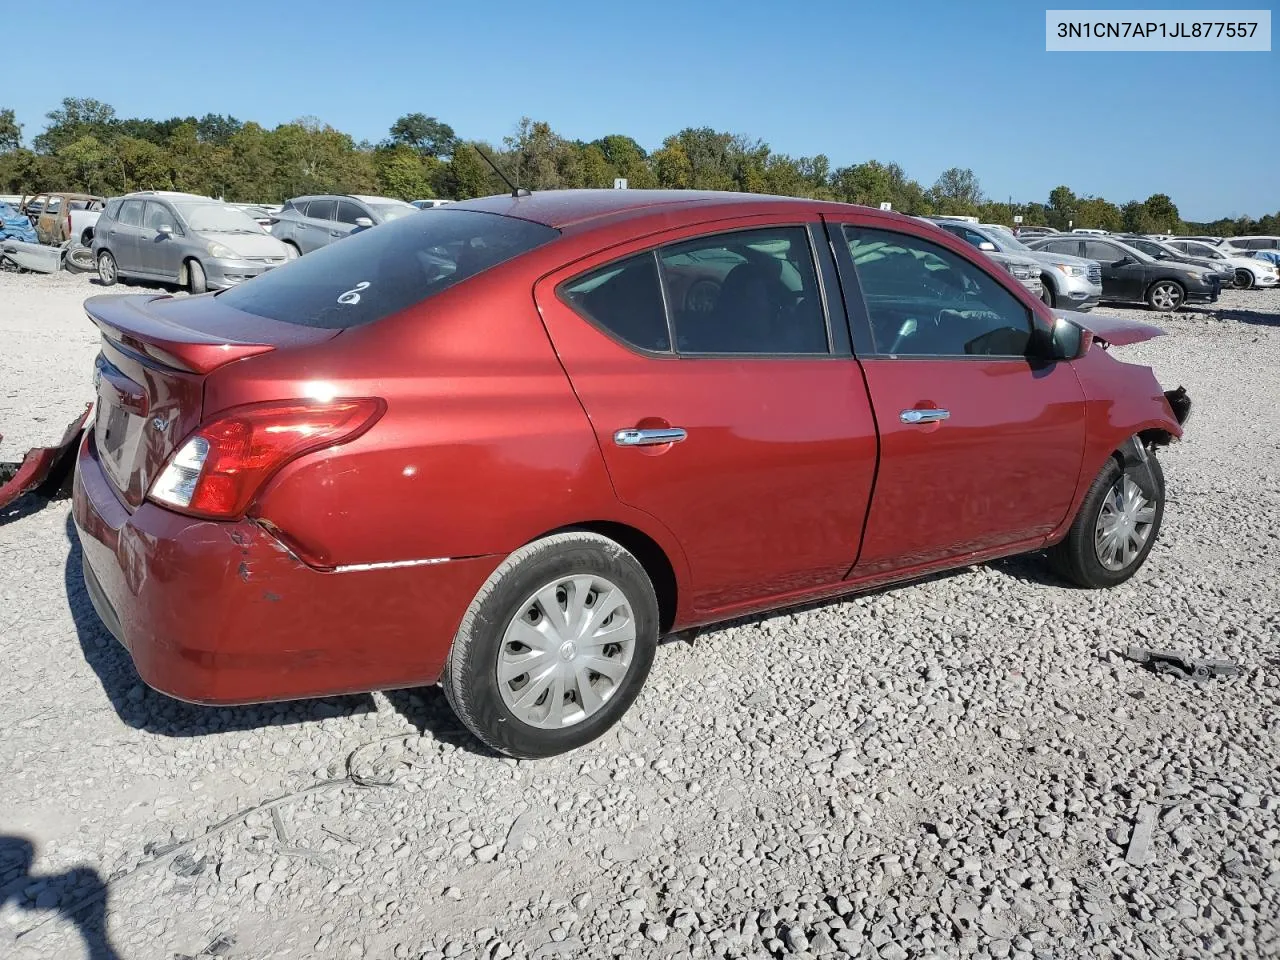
[70, 189, 1192, 758]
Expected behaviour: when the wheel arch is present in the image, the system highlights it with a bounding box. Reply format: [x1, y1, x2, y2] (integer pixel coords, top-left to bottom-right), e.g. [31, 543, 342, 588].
[532, 521, 679, 635]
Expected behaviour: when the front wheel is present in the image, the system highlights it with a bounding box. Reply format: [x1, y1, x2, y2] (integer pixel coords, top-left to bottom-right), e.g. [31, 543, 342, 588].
[1048, 452, 1164, 588]
[1040, 279, 1056, 308]
[1146, 280, 1184, 312]
[442, 532, 659, 759]
[187, 259, 207, 294]
[1235, 269, 1254, 290]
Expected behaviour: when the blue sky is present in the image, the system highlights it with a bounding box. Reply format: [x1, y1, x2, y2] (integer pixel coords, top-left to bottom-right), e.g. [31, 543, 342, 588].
[6, 0, 1277, 220]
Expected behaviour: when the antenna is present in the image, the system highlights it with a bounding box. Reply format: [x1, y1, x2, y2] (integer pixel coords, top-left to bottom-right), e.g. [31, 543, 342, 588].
[473, 146, 530, 199]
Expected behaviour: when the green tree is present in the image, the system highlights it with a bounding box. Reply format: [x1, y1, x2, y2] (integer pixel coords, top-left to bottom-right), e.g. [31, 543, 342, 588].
[1141, 193, 1181, 232]
[931, 166, 982, 213]
[57, 135, 114, 193]
[374, 144, 432, 199]
[442, 143, 496, 199]
[1047, 185, 1077, 230]
[34, 97, 118, 154]
[577, 145, 615, 188]
[1075, 196, 1124, 232]
[389, 113, 457, 157]
[0, 108, 21, 152]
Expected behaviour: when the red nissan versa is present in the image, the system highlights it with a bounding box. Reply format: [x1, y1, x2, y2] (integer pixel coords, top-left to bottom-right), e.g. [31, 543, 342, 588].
[72, 190, 1191, 758]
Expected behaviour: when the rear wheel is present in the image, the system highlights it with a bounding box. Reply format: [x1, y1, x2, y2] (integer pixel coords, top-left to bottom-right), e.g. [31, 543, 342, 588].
[187, 259, 207, 294]
[442, 532, 659, 759]
[97, 250, 117, 286]
[1048, 453, 1164, 588]
[1146, 280, 1184, 312]
[1235, 268, 1254, 290]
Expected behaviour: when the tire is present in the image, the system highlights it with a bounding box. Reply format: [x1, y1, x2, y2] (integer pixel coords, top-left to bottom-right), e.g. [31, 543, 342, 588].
[1235, 269, 1254, 290]
[65, 245, 96, 274]
[1040, 278, 1056, 308]
[1048, 452, 1165, 589]
[1146, 280, 1184, 312]
[187, 259, 207, 294]
[97, 250, 118, 286]
[442, 532, 660, 759]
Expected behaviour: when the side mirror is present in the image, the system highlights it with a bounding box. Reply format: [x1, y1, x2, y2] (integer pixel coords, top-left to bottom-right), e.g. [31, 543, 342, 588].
[157, 224, 173, 236]
[1113, 256, 1133, 267]
[1050, 317, 1089, 361]
[978, 241, 997, 252]
[354, 217, 373, 228]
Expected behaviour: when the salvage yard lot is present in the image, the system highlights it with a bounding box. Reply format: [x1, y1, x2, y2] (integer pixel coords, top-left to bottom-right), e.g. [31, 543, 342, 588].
[1, 272, 1278, 960]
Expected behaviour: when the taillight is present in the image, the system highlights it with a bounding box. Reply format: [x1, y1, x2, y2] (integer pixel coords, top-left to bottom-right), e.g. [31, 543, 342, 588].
[149, 398, 384, 519]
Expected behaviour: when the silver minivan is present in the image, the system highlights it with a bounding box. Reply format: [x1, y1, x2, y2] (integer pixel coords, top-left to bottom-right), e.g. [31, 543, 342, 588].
[270, 194, 418, 255]
[92, 191, 294, 293]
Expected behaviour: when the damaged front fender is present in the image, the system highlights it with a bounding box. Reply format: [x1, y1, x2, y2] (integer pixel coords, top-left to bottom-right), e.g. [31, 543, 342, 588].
[0, 403, 92, 512]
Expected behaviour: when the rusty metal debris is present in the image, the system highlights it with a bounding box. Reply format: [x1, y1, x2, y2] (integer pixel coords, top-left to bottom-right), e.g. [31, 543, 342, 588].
[0, 404, 91, 512]
[1121, 645, 1243, 681]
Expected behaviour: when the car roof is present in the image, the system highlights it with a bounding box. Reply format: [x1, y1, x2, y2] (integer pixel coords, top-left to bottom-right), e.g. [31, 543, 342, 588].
[448, 189, 897, 232]
[347, 195, 412, 205]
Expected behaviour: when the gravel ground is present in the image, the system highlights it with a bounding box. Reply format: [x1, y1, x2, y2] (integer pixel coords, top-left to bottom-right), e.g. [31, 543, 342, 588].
[1, 270, 1277, 960]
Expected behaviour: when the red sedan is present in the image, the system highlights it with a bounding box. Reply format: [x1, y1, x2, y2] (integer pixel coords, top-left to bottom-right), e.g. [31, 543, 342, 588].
[72, 191, 1190, 758]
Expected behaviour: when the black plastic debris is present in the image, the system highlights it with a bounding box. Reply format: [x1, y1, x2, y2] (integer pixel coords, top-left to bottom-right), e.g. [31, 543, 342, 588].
[1121, 645, 1243, 681]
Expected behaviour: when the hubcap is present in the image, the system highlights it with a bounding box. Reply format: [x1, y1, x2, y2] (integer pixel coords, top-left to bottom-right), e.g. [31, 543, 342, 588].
[99, 255, 114, 282]
[1152, 283, 1180, 310]
[1094, 474, 1157, 571]
[497, 575, 636, 729]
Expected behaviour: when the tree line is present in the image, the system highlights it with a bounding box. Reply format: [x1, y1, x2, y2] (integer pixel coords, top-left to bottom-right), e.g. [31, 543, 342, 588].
[1, 98, 1276, 238]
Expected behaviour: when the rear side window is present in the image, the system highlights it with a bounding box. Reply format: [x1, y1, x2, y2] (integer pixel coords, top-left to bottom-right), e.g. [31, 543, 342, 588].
[562, 254, 670, 352]
[659, 228, 828, 354]
[559, 226, 830, 357]
[105, 198, 123, 219]
[305, 198, 336, 221]
[1084, 241, 1123, 262]
[218, 209, 559, 329]
[118, 200, 144, 227]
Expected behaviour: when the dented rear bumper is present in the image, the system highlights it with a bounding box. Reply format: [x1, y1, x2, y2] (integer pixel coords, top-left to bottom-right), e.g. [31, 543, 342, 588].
[72, 427, 499, 705]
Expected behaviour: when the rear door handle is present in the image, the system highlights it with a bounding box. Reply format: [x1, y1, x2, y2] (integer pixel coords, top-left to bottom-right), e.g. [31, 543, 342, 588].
[900, 409, 950, 424]
[614, 427, 687, 447]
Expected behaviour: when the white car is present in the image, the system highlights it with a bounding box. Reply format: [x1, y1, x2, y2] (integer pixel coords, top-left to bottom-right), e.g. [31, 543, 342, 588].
[1164, 238, 1279, 290]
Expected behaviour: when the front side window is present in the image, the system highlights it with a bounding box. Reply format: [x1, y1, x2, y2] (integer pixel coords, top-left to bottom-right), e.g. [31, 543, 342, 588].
[118, 200, 144, 227]
[334, 200, 365, 225]
[844, 226, 1032, 358]
[1084, 241, 1124, 262]
[219, 209, 559, 329]
[659, 227, 829, 355]
[142, 201, 175, 232]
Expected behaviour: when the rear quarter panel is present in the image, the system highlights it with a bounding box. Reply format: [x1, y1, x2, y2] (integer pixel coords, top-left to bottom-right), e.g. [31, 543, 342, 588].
[219, 261, 688, 581]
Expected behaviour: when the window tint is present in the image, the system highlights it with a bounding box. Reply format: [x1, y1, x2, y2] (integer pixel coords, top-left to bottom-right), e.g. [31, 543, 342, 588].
[1084, 241, 1123, 262]
[305, 198, 336, 221]
[335, 200, 366, 225]
[118, 200, 144, 227]
[844, 226, 1032, 358]
[218, 210, 558, 329]
[1235, 238, 1261, 250]
[142, 202, 174, 231]
[105, 198, 123, 219]
[561, 254, 670, 352]
[659, 227, 828, 355]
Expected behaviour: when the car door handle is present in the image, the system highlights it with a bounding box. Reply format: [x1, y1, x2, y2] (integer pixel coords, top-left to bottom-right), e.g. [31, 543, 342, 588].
[900, 408, 950, 424]
[613, 427, 687, 447]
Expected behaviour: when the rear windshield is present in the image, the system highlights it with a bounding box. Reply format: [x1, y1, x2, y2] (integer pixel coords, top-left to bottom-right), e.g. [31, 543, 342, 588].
[217, 209, 560, 329]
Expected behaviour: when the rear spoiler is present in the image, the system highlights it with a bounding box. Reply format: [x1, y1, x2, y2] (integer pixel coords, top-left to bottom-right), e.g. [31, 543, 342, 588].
[85, 294, 274, 373]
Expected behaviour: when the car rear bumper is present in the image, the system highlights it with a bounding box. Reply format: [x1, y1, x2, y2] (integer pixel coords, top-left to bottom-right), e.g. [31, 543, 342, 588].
[72, 429, 499, 705]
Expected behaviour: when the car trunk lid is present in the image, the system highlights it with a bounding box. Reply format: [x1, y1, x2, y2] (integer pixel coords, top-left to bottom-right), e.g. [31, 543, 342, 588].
[85, 293, 340, 508]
